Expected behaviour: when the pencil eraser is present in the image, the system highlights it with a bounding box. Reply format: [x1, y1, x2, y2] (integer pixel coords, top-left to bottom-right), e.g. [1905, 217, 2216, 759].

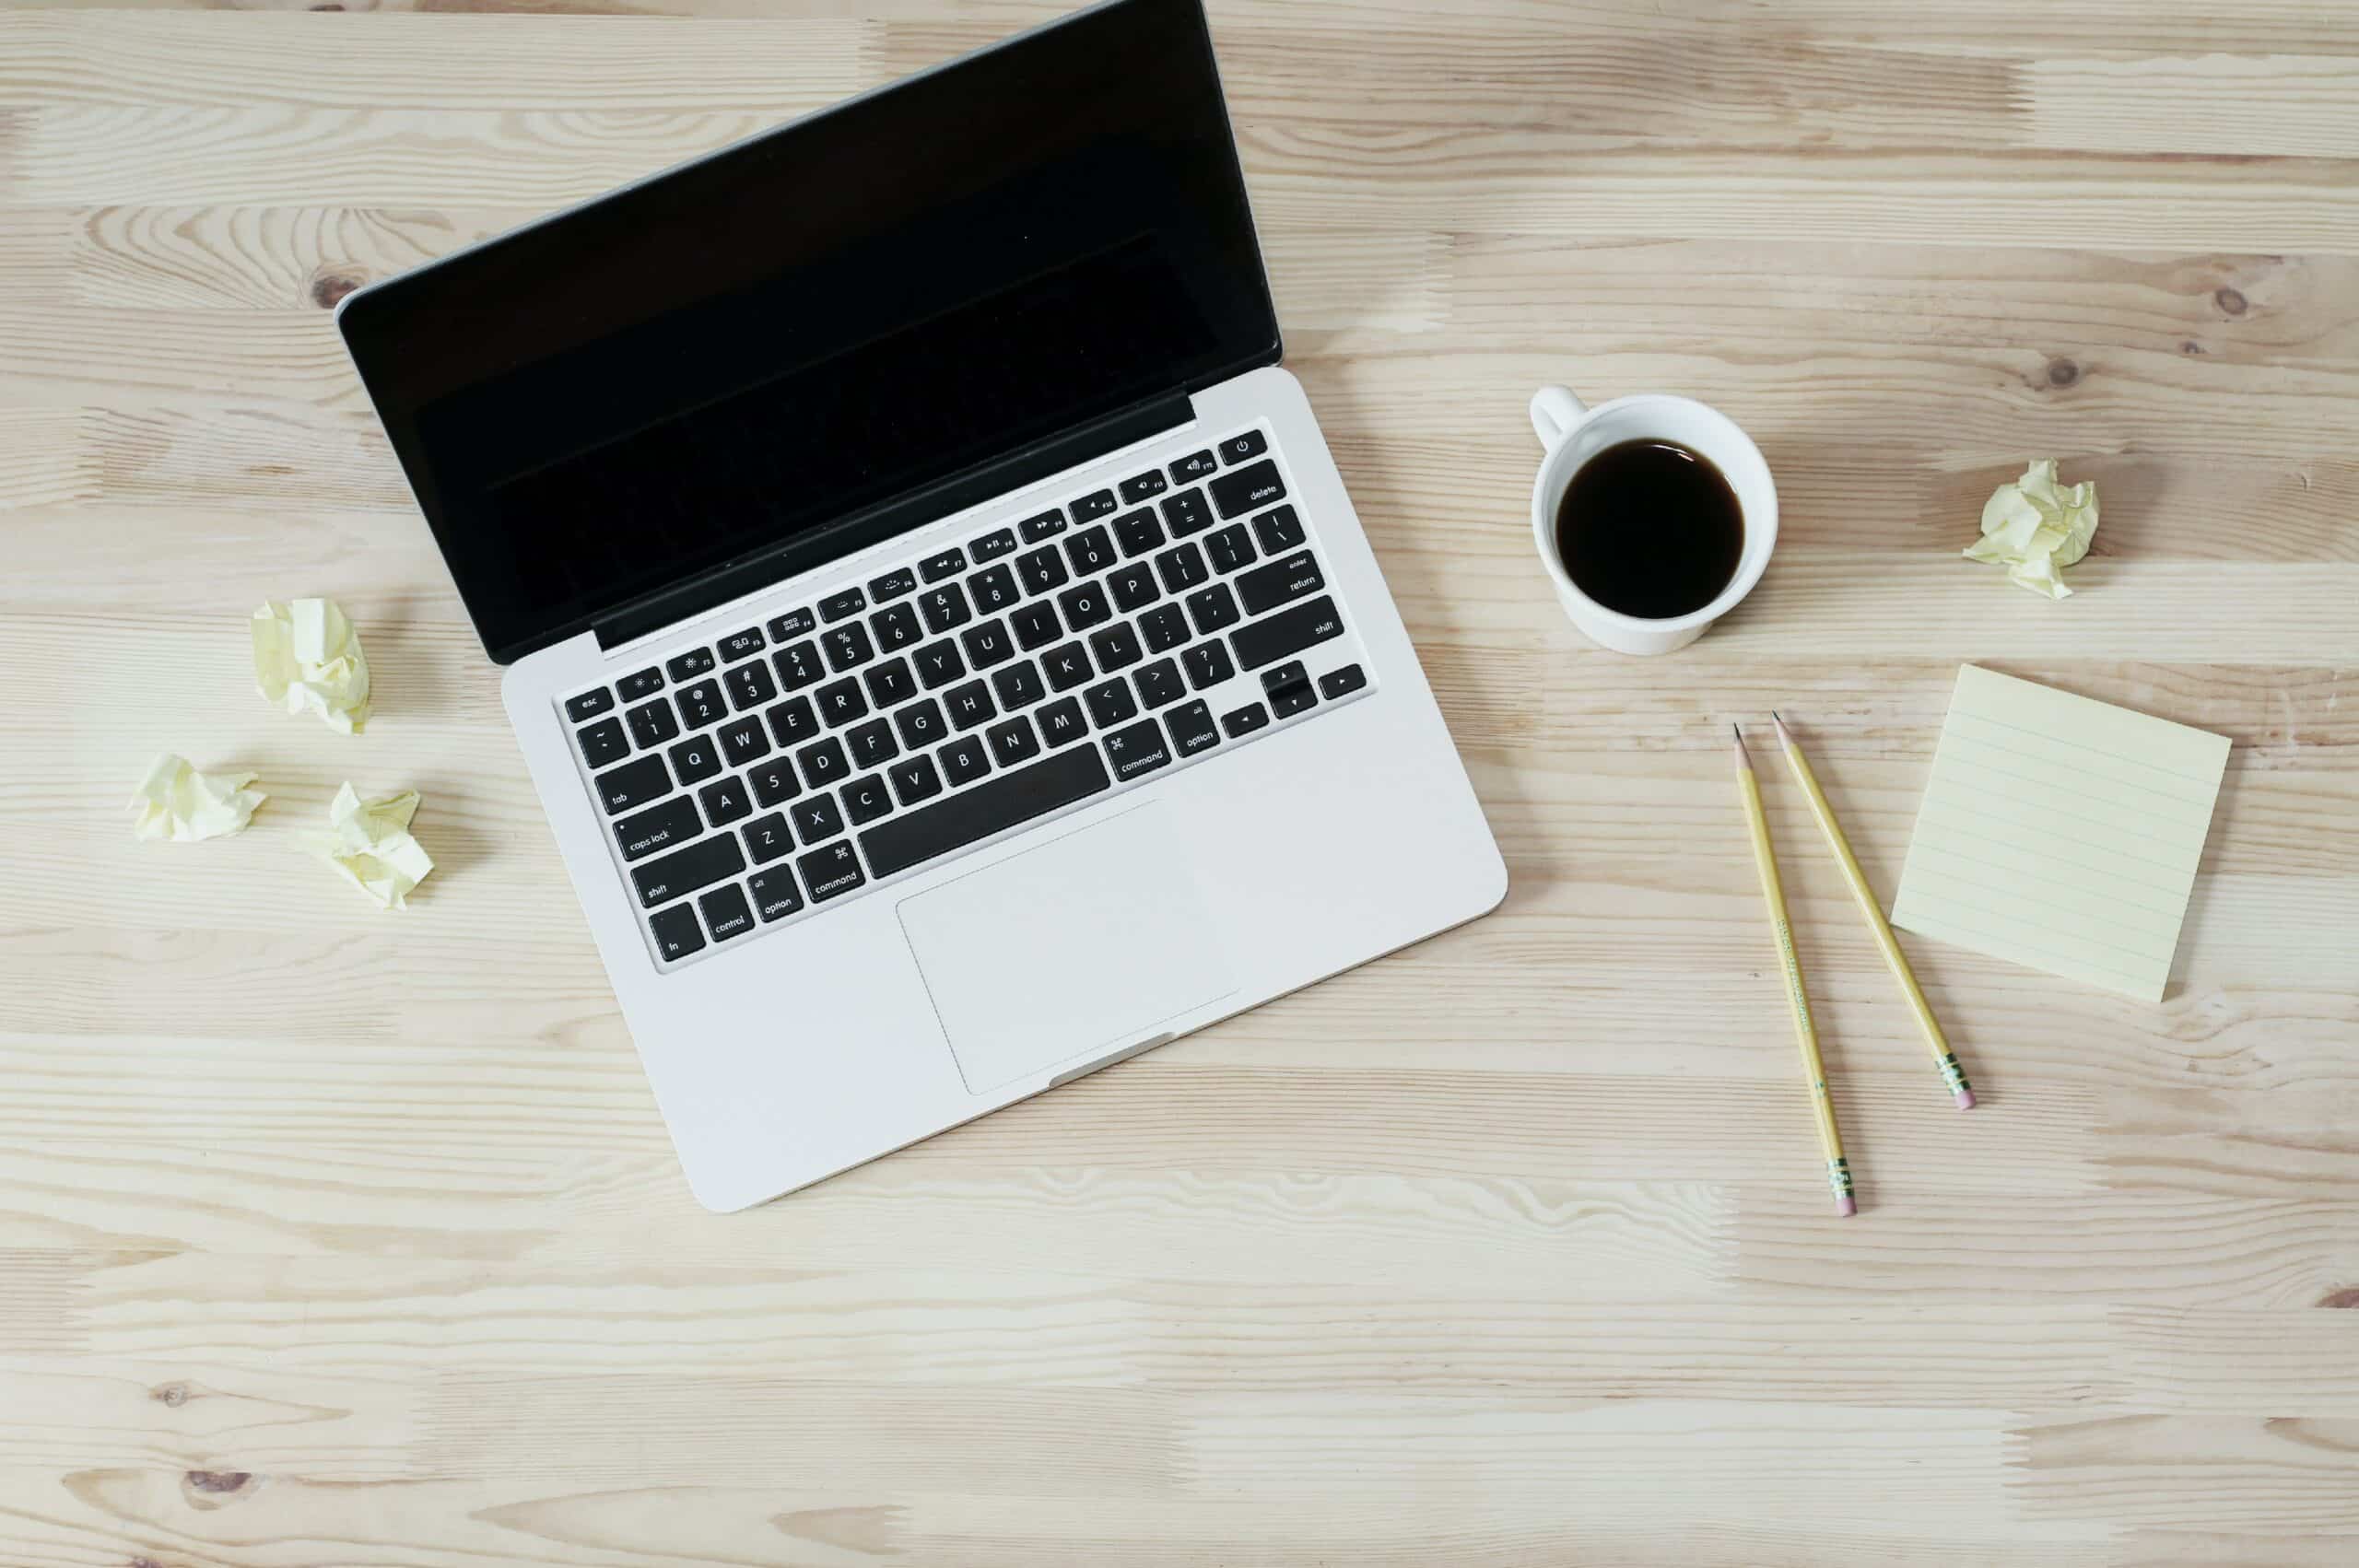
[1834, 1195, 1857, 1217]
[1954, 1088, 1978, 1110]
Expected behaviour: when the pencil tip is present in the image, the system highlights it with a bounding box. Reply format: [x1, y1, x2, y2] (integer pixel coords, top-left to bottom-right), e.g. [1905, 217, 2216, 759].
[1834, 1195, 1858, 1217]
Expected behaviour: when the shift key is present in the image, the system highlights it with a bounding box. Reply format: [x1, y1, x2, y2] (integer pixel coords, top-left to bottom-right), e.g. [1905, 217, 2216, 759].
[630, 834, 745, 908]
[1231, 594, 1344, 670]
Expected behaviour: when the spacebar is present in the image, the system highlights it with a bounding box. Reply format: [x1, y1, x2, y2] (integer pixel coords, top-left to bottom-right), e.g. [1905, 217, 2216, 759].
[860, 745, 1112, 879]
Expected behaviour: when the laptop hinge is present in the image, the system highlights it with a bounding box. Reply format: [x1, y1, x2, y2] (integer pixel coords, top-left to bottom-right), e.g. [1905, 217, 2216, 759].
[593, 390, 1195, 654]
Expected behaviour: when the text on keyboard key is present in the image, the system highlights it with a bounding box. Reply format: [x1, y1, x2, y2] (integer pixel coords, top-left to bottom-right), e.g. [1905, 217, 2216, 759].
[1231, 595, 1344, 670]
[631, 833, 745, 908]
[744, 812, 794, 863]
[616, 796, 700, 861]
[566, 687, 615, 722]
[1210, 458, 1285, 519]
[576, 716, 628, 768]
[700, 884, 756, 942]
[798, 840, 866, 902]
[596, 755, 670, 815]
[1237, 550, 1325, 616]
[618, 666, 664, 701]
[649, 904, 705, 961]
[1102, 719, 1171, 780]
[1164, 699, 1220, 757]
[749, 868, 804, 921]
[669, 735, 721, 785]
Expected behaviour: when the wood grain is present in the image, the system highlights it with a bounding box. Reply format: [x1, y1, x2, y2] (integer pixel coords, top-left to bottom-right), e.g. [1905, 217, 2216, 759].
[3, 1, 2356, 1562]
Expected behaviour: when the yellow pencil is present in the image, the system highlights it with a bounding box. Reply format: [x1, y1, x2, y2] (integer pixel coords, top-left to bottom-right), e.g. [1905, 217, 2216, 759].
[1732, 724, 1855, 1216]
[1773, 712, 1976, 1110]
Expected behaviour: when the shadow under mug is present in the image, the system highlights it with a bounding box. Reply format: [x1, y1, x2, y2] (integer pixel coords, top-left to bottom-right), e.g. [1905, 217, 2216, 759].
[1529, 385, 1778, 655]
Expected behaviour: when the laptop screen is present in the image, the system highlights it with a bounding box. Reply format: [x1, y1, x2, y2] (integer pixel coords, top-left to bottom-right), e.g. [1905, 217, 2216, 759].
[339, 0, 1278, 664]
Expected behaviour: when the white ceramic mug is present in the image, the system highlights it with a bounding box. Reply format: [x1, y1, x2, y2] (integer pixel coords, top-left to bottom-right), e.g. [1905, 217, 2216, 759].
[1529, 385, 1778, 655]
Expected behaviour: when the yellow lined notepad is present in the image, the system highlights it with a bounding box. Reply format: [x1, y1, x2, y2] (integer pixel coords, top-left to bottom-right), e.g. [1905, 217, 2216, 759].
[1890, 666, 2230, 1001]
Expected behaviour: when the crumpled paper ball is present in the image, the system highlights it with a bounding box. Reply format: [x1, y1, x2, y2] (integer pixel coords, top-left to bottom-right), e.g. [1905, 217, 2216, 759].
[319, 782, 433, 908]
[252, 598, 371, 732]
[128, 754, 266, 842]
[1964, 460, 2100, 599]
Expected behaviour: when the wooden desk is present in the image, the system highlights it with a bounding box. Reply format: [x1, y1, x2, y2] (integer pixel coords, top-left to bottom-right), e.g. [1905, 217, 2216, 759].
[5, 2, 2355, 1561]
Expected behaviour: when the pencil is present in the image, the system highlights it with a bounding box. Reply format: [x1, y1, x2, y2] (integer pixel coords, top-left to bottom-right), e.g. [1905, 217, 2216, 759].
[1773, 711, 1976, 1110]
[1732, 724, 1856, 1216]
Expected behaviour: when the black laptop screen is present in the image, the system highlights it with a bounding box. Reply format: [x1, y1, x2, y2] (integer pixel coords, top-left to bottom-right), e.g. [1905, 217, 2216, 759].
[338, 0, 1279, 663]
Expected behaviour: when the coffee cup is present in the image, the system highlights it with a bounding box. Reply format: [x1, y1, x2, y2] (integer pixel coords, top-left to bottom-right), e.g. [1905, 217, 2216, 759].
[1529, 385, 1778, 656]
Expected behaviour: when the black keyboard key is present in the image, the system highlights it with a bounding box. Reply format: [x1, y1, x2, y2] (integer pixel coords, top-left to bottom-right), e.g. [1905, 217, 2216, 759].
[1170, 449, 1217, 483]
[797, 736, 850, 790]
[1156, 541, 1209, 594]
[871, 602, 922, 652]
[914, 638, 967, 690]
[1206, 522, 1255, 574]
[670, 734, 722, 785]
[992, 659, 1047, 711]
[1038, 695, 1088, 748]
[1017, 544, 1070, 596]
[846, 716, 898, 770]
[566, 687, 615, 722]
[615, 795, 700, 861]
[816, 676, 868, 728]
[649, 903, 705, 961]
[797, 840, 866, 903]
[1019, 508, 1066, 543]
[940, 733, 991, 788]
[1161, 488, 1214, 537]
[1114, 508, 1165, 556]
[1164, 699, 1220, 758]
[749, 757, 801, 807]
[675, 679, 725, 731]
[1320, 663, 1368, 700]
[698, 775, 753, 826]
[718, 715, 769, 767]
[890, 754, 944, 807]
[841, 772, 893, 825]
[1109, 561, 1161, 614]
[765, 694, 819, 747]
[864, 656, 915, 709]
[1262, 661, 1309, 694]
[945, 679, 997, 731]
[969, 564, 1019, 616]
[765, 607, 815, 642]
[666, 647, 716, 681]
[1187, 581, 1241, 637]
[1089, 621, 1144, 673]
[1102, 719, 1171, 780]
[1238, 550, 1326, 616]
[1043, 640, 1093, 691]
[1057, 580, 1111, 632]
[916, 550, 965, 584]
[701, 884, 752, 942]
[1220, 428, 1269, 463]
[1071, 488, 1117, 522]
[1133, 658, 1186, 709]
[818, 586, 866, 622]
[1222, 703, 1270, 739]
[791, 791, 845, 844]
[1140, 603, 1191, 654]
[971, 527, 1018, 562]
[744, 812, 794, 864]
[985, 714, 1040, 766]
[1011, 600, 1062, 650]
[628, 697, 681, 749]
[861, 745, 1111, 880]
[1184, 640, 1237, 689]
[773, 639, 826, 690]
[1066, 526, 1117, 576]
[961, 617, 1015, 669]
[1119, 469, 1168, 504]
[822, 622, 874, 673]
[872, 566, 920, 601]
[1270, 677, 1317, 718]
[1252, 504, 1306, 554]
[919, 582, 972, 635]
[749, 867, 804, 921]
[725, 660, 778, 711]
[618, 666, 665, 701]
[895, 696, 947, 751]
[1210, 458, 1285, 519]
[719, 626, 765, 662]
[576, 716, 628, 768]
[595, 754, 671, 815]
[631, 833, 745, 909]
[1232, 594, 1344, 671]
[1084, 677, 1138, 728]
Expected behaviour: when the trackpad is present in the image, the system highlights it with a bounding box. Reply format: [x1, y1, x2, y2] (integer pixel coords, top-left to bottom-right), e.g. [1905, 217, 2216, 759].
[898, 804, 1237, 1094]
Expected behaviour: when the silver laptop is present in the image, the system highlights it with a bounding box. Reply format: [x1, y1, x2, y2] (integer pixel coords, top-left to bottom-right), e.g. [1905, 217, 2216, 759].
[337, 0, 1505, 1210]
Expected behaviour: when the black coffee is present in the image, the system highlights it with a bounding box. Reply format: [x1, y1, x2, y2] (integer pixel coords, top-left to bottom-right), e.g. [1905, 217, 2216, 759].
[1554, 439, 1743, 620]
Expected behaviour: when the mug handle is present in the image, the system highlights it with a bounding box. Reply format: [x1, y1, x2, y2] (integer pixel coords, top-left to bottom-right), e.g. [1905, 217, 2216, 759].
[1529, 386, 1589, 451]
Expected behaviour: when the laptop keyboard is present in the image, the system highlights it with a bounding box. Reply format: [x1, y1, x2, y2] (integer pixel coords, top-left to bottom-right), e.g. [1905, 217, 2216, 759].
[557, 425, 1373, 967]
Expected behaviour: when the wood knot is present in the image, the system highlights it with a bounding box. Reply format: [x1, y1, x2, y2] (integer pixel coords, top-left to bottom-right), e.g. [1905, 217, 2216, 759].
[2213, 286, 2248, 316]
[2045, 357, 2080, 388]
[185, 1469, 251, 1494]
[2180, 340, 2205, 356]
[131, 1559, 165, 1568]
[308, 266, 366, 310]
[150, 1381, 189, 1407]
[2320, 1285, 2359, 1308]
[310, 3, 346, 10]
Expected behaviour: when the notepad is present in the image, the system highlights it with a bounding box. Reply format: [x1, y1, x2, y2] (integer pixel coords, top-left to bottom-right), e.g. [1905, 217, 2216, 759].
[1890, 666, 2230, 1001]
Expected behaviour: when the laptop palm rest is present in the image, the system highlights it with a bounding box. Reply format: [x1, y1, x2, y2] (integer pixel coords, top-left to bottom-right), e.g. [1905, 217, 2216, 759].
[897, 804, 1237, 1095]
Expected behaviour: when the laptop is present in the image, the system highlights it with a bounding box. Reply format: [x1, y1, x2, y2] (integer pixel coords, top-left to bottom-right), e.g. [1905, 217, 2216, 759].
[336, 0, 1506, 1211]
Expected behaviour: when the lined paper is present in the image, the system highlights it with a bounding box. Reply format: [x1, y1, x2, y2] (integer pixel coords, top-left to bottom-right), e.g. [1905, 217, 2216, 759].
[1890, 666, 2230, 1002]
